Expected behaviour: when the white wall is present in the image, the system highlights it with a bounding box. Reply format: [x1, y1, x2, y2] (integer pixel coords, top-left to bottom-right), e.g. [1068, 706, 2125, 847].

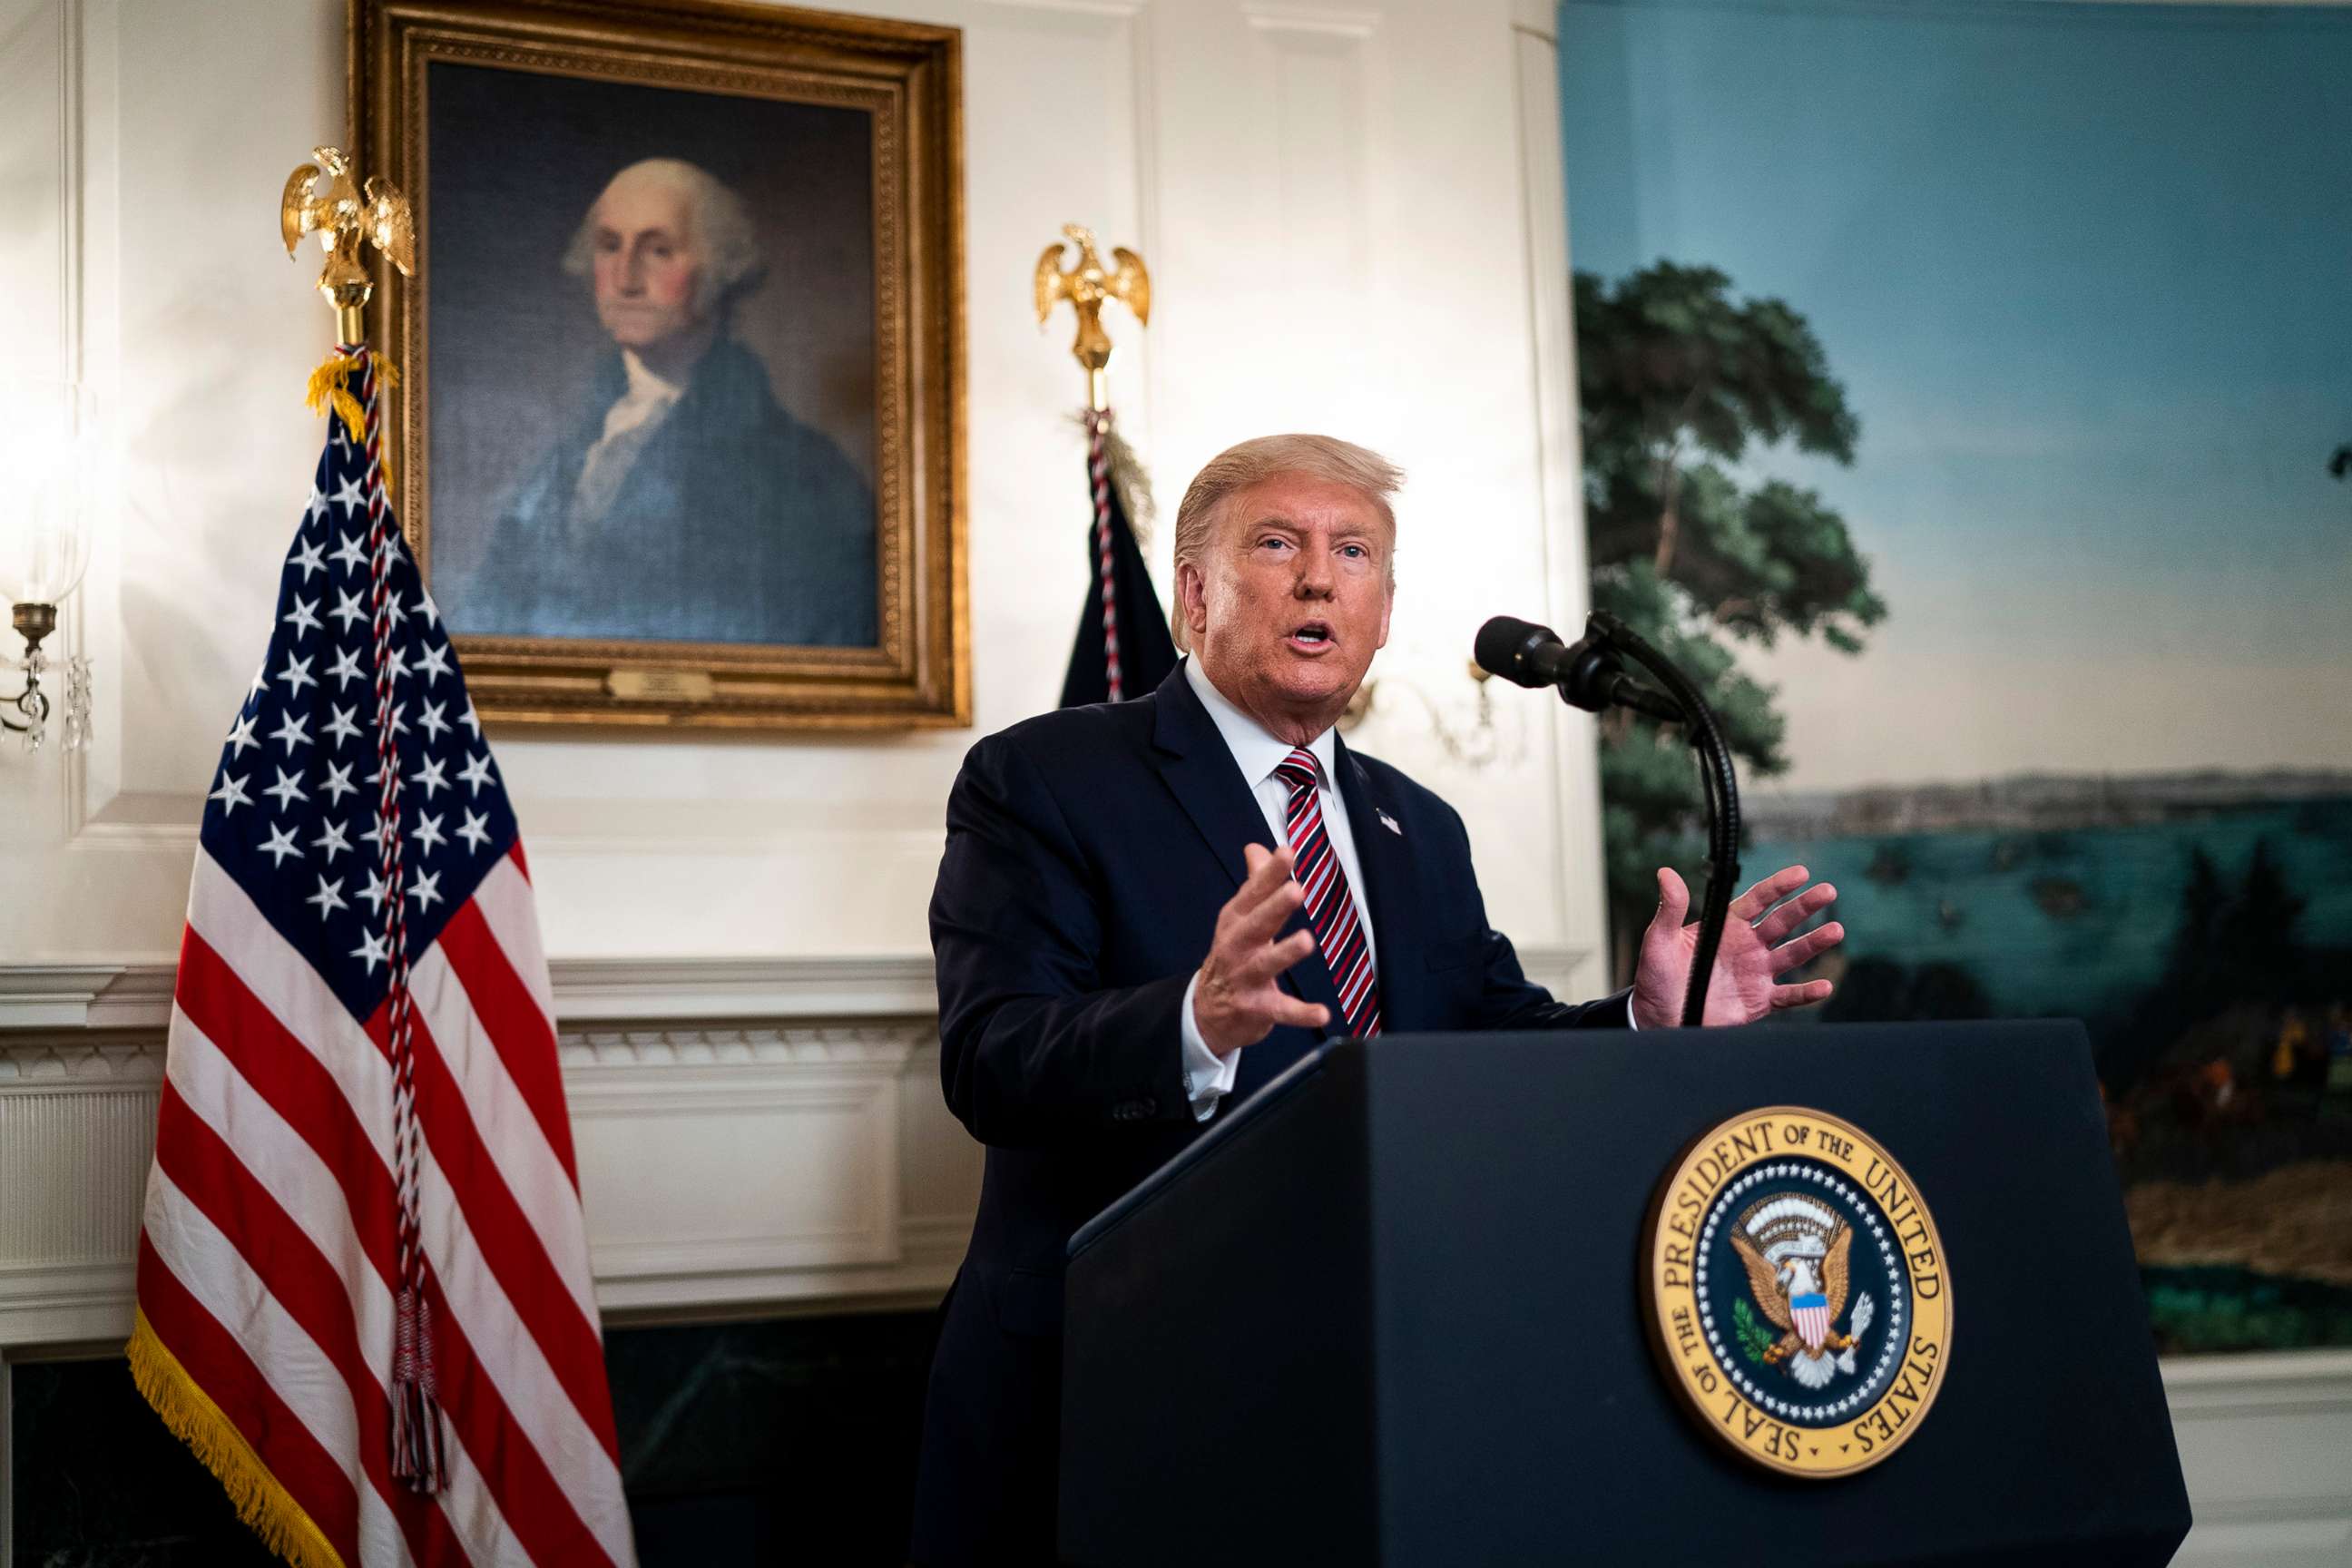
[0, 0, 1612, 991]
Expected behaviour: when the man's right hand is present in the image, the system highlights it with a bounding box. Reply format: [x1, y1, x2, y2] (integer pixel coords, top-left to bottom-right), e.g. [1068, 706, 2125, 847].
[1193, 843, 1331, 1056]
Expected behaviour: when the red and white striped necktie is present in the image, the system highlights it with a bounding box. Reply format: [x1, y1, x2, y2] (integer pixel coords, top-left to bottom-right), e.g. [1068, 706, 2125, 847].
[1273, 748, 1383, 1038]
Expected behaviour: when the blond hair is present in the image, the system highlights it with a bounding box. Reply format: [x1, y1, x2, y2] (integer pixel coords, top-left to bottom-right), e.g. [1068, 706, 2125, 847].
[1169, 434, 1404, 651]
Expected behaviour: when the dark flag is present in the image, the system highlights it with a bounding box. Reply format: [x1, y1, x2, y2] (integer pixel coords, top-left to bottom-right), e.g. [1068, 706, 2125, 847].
[1059, 409, 1177, 707]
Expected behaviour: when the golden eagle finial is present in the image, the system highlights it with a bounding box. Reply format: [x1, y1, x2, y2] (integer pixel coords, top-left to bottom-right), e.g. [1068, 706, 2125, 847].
[1034, 223, 1150, 411]
[281, 145, 414, 344]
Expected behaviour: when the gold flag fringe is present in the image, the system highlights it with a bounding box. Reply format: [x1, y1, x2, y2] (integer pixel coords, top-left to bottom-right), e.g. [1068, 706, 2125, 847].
[304, 351, 401, 496]
[125, 1308, 349, 1568]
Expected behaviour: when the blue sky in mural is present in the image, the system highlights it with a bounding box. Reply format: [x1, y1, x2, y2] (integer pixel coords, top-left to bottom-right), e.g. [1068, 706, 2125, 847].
[1559, 0, 2352, 789]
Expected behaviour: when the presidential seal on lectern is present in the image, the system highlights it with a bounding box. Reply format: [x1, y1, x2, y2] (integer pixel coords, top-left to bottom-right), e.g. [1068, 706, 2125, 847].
[1643, 1106, 1954, 1478]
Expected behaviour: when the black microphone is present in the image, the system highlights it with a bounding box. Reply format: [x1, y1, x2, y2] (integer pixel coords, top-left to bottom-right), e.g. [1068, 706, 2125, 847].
[1473, 615, 1683, 722]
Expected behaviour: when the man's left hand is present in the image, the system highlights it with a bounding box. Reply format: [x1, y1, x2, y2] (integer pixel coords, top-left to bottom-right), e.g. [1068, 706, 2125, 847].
[1630, 864, 1843, 1030]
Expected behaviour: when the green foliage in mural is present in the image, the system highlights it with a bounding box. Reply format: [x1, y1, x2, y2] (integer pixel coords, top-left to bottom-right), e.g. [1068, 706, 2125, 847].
[1575, 262, 1886, 969]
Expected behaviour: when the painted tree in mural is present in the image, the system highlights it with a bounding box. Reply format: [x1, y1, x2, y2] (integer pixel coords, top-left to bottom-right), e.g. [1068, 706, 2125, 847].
[1575, 262, 1886, 975]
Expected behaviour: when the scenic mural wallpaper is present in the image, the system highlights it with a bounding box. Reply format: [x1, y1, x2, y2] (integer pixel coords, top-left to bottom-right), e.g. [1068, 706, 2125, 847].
[1559, 0, 2352, 1352]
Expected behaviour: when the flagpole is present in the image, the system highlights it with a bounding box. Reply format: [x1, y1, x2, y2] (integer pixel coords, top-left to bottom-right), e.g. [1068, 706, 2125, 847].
[1037, 226, 1152, 698]
[283, 146, 450, 1495]
[281, 144, 414, 348]
[1034, 222, 1149, 412]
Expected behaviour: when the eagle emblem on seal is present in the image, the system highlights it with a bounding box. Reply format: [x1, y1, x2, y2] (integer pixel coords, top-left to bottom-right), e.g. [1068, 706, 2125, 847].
[1729, 1193, 1877, 1390]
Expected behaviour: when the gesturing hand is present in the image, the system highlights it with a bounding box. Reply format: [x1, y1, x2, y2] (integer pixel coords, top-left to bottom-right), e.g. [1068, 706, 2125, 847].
[1193, 843, 1333, 1056]
[1631, 864, 1844, 1030]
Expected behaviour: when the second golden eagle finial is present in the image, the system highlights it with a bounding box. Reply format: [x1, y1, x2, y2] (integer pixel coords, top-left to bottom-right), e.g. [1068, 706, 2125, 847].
[281, 145, 415, 345]
[1034, 224, 1150, 411]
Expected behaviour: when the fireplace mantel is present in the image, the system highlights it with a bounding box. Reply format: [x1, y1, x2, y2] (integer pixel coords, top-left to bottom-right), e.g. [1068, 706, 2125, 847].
[0, 954, 942, 1034]
[0, 954, 979, 1353]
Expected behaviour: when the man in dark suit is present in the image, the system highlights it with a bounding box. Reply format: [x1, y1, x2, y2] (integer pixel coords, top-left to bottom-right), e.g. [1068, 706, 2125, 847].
[912, 435, 1845, 1563]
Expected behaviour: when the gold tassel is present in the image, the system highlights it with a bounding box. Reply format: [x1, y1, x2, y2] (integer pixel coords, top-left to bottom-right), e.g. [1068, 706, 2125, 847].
[1100, 422, 1156, 550]
[304, 352, 402, 496]
[1064, 408, 1157, 548]
[125, 1309, 349, 1568]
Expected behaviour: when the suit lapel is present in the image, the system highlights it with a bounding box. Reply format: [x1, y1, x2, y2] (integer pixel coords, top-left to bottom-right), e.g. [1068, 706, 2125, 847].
[1335, 737, 1426, 1034]
[1149, 663, 1279, 891]
[1148, 663, 1348, 1034]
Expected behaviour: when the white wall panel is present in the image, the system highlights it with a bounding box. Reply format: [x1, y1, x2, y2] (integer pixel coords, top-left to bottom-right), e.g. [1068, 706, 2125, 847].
[566, 1028, 912, 1309]
[2166, 1351, 2352, 1567]
[0, 0, 65, 377]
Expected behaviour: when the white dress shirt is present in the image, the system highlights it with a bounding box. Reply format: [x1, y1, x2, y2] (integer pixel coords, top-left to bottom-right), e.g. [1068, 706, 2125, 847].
[571, 349, 685, 526]
[1171, 658, 1636, 1119]
[1177, 657, 1377, 1119]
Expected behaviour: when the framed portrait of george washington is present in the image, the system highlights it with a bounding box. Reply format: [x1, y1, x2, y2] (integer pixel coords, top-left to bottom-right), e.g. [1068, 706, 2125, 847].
[351, 0, 966, 730]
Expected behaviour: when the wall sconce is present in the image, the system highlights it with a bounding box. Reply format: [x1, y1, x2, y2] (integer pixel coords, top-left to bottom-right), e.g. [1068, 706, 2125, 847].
[1339, 660, 1515, 769]
[0, 379, 96, 753]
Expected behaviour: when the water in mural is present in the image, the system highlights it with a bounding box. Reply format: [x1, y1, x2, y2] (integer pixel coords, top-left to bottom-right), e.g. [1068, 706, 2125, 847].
[1561, 0, 2352, 1351]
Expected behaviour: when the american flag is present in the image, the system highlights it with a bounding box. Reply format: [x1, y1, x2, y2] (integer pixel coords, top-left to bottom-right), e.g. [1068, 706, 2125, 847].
[128, 347, 634, 1567]
[1056, 407, 1174, 709]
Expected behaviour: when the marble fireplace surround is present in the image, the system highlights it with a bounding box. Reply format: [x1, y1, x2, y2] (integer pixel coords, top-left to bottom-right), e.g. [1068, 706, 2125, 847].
[0, 955, 990, 1357]
[5, 956, 2352, 1568]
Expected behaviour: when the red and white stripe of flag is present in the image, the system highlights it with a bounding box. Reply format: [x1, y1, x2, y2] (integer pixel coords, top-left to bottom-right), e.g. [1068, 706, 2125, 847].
[129, 844, 634, 1567]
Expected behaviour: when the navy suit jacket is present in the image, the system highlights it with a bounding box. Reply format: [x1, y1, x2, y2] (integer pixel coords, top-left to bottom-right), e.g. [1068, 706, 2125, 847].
[911, 662, 1628, 1564]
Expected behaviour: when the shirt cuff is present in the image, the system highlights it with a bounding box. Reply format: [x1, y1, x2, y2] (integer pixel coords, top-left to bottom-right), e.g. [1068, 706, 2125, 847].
[1180, 972, 1241, 1121]
[1626, 991, 1640, 1030]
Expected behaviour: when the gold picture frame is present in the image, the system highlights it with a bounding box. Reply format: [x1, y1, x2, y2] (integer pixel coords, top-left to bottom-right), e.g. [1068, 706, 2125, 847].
[351, 0, 966, 730]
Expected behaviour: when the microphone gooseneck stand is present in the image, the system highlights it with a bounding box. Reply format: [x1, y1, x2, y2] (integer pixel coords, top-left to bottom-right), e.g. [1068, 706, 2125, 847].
[1583, 612, 1742, 1027]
